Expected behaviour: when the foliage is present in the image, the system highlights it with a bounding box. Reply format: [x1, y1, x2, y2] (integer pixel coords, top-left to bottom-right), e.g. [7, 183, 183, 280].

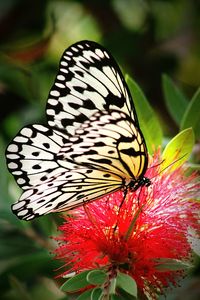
[0, 0, 200, 299]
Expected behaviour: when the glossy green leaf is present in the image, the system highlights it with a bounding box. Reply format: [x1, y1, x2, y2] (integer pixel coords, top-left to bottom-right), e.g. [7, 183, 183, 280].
[126, 75, 163, 154]
[116, 272, 137, 298]
[87, 269, 108, 285]
[162, 128, 194, 171]
[162, 74, 188, 125]
[61, 270, 90, 292]
[181, 87, 200, 139]
[109, 277, 117, 294]
[76, 288, 93, 300]
[91, 287, 103, 300]
[155, 258, 192, 271]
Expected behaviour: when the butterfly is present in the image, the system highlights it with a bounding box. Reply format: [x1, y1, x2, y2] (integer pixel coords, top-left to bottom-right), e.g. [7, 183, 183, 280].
[6, 40, 150, 221]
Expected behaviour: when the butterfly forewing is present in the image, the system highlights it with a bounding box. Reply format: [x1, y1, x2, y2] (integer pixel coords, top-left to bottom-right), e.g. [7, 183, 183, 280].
[46, 41, 138, 135]
[6, 40, 149, 220]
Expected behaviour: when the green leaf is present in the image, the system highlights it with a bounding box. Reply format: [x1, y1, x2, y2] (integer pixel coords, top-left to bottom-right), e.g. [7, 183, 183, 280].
[181, 87, 200, 139]
[117, 288, 137, 300]
[126, 75, 163, 154]
[109, 277, 117, 294]
[162, 128, 194, 171]
[91, 287, 103, 300]
[155, 258, 192, 271]
[76, 288, 93, 300]
[116, 272, 137, 298]
[61, 270, 90, 292]
[162, 74, 188, 126]
[87, 269, 108, 285]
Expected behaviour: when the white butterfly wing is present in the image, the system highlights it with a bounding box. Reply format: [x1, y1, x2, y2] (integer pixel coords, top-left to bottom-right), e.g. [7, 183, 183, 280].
[12, 168, 122, 220]
[46, 40, 138, 135]
[6, 40, 149, 221]
[6, 124, 70, 189]
[6, 122, 123, 220]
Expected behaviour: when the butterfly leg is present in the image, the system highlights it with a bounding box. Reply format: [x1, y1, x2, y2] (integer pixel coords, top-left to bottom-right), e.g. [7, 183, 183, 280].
[119, 186, 128, 209]
[113, 186, 128, 232]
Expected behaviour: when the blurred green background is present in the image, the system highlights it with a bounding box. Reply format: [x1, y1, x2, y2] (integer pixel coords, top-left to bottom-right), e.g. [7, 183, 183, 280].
[0, 0, 200, 299]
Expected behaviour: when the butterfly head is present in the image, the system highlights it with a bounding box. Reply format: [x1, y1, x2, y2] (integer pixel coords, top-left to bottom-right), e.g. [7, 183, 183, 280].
[129, 177, 151, 192]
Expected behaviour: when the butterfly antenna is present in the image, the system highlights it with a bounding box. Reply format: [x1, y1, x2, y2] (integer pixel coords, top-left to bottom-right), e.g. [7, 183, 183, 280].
[147, 159, 165, 170]
[150, 153, 188, 180]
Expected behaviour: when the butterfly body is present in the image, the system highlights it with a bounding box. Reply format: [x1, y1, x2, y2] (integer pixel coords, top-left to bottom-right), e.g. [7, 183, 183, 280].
[6, 40, 150, 220]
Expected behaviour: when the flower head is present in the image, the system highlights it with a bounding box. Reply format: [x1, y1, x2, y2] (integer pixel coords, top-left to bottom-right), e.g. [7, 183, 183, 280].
[54, 154, 200, 299]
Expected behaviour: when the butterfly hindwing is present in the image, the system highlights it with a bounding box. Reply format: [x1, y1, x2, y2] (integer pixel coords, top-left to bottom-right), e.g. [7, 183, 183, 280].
[6, 119, 125, 220]
[6, 124, 70, 189]
[59, 110, 148, 180]
[11, 167, 122, 220]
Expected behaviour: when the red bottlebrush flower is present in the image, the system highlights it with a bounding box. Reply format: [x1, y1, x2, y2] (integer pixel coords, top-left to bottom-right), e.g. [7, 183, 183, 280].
[54, 154, 200, 299]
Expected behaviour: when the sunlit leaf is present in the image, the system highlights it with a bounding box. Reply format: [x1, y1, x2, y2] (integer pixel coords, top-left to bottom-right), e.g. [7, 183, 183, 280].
[162, 128, 194, 171]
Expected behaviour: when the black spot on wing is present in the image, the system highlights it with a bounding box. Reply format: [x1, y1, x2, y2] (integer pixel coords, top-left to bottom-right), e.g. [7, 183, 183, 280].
[89, 158, 112, 164]
[103, 93, 125, 111]
[74, 86, 85, 93]
[108, 150, 115, 154]
[84, 99, 96, 110]
[103, 174, 111, 178]
[61, 113, 88, 128]
[43, 143, 50, 149]
[119, 136, 136, 143]
[69, 102, 81, 110]
[120, 148, 145, 156]
[95, 142, 106, 147]
[32, 164, 41, 170]
[86, 170, 93, 174]
[70, 149, 98, 159]
[32, 151, 40, 157]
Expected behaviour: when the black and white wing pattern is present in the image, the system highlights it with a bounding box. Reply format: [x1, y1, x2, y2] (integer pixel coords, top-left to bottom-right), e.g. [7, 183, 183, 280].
[58, 110, 147, 180]
[46, 40, 138, 135]
[6, 40, 149, 221]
